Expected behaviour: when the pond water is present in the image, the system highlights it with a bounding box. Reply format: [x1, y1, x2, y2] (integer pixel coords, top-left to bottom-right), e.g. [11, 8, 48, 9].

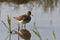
[0, 3, 60, 40]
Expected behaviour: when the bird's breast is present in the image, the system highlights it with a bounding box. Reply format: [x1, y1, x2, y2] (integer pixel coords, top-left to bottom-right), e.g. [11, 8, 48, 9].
[23, 16, 31, 23]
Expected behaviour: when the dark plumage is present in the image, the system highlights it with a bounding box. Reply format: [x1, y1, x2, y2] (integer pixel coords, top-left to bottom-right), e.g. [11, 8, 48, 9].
[13, 11, 32, 29]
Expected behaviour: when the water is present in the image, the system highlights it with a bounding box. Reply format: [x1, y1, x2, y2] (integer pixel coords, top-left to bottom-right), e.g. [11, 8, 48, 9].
[0, 3, 60, 40]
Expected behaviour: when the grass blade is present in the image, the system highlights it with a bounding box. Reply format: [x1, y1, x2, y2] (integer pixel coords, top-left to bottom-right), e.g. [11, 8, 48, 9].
[32, 28, 42, 40]
[7, 15, 11, 27]
[52, 31, 56, 40]
[1, 20, 9, 30]
[32, 29, 40, 37]
[7, 15, 11, 32]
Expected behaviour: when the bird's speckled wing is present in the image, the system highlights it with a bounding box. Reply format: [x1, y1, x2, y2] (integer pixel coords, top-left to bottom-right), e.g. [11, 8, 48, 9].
[14, 15, 27, 21]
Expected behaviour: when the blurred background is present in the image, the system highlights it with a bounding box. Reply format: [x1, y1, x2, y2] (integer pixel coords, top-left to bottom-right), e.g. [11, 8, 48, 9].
[0, 0, 60, 40]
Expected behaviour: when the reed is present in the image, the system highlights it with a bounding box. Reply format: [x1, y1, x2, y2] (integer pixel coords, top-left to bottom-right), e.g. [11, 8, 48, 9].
[32, 28, 42, 40]
[52, 31, 56, 40]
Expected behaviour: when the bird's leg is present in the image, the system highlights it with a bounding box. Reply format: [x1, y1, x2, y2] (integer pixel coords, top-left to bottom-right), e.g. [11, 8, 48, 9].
[18, 22, 20, 30]
[21, 24, 23, 29]
[24, 24, 26, 29]
[21, 23, 23, 29]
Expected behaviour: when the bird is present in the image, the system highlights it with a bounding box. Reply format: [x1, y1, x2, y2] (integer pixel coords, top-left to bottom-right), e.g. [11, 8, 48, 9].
[15, 29, 31, 40]
[13, 11, 32, 29]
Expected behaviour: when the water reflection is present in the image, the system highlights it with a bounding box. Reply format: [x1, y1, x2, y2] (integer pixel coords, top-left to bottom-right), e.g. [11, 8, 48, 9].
[0, 3, 60, 40]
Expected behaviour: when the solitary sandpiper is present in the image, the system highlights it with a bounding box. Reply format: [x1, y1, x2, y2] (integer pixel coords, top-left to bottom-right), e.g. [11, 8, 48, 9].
[13, 11, 32, 29]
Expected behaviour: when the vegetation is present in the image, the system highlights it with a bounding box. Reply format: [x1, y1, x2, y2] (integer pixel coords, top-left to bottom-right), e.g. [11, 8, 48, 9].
[1, 15, 12, 40]
[1, 15, 57, 40]
[52, 31, 56, 40]
[0, 0, 59, 11]
[0, 0, 58, 40]
[32, 28, 42, 40]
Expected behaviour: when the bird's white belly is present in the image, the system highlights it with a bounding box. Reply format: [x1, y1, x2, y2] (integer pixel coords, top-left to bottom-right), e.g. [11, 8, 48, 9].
[18, 20, 26, 24]
[18, 20, 23, 23]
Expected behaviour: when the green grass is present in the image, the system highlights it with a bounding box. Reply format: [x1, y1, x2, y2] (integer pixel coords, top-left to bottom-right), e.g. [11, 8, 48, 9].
[32, 27, 42, 40]
[52, 31, 56, 40]
[7, 15, 11, 27]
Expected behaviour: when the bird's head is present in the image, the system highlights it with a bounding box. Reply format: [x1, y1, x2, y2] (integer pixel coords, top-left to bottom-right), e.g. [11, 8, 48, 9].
[28, 11, 31, 15]
[26, 11, 33, 16]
